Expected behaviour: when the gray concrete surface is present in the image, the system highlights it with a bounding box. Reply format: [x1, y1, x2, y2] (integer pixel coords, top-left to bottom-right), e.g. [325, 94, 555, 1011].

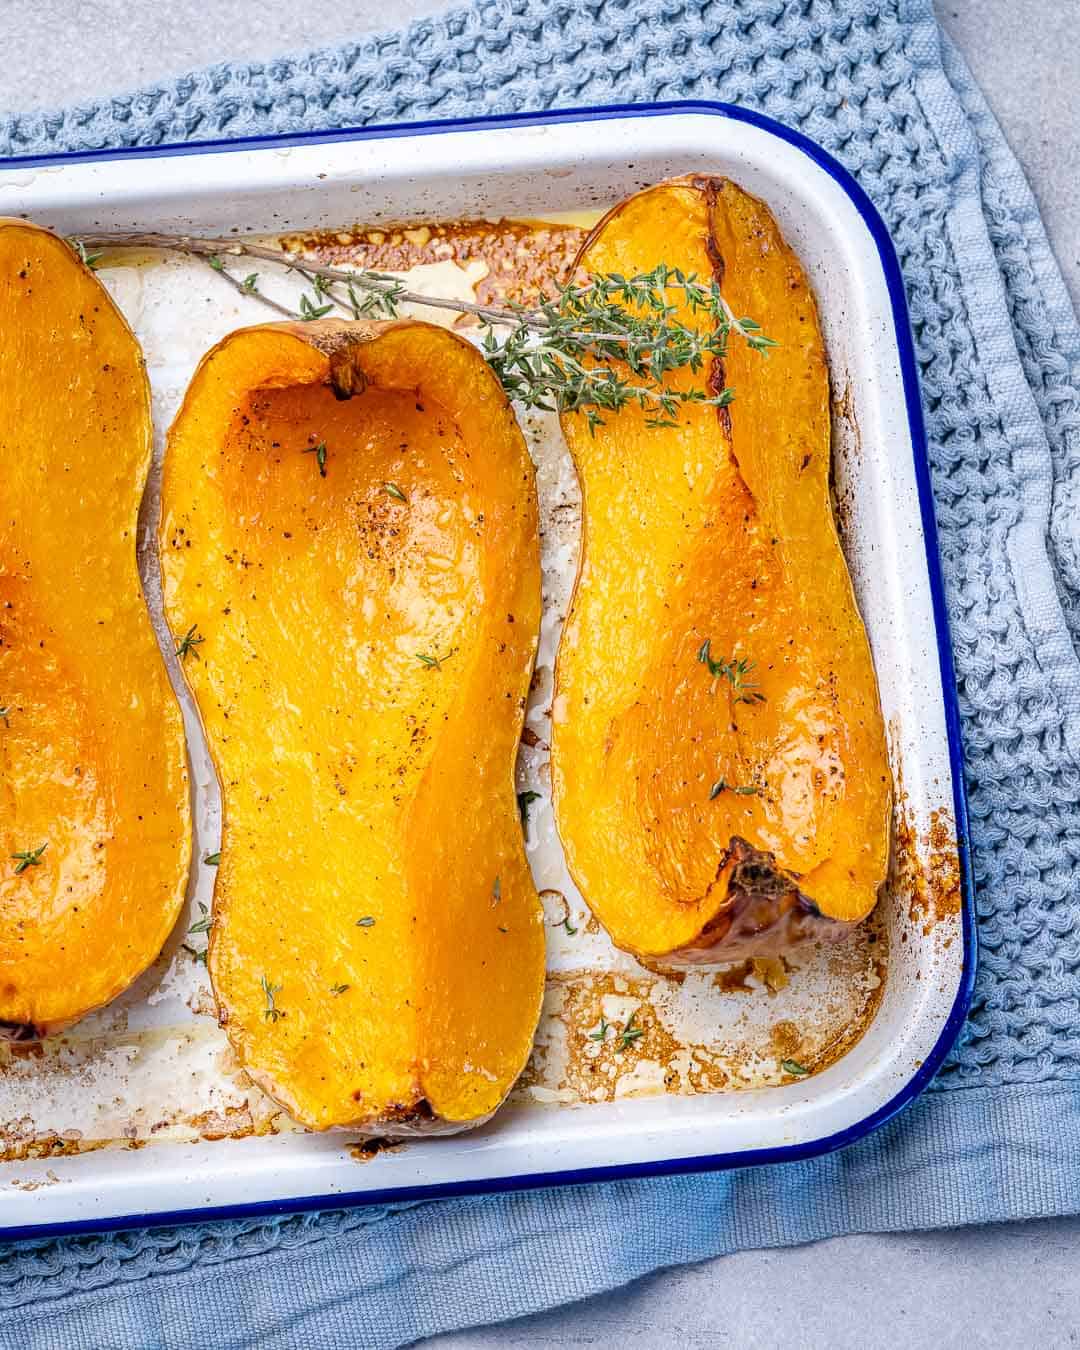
[0, 0, 448, 109]
[938, 2, 1079, 312]
[432, 1218, 1080, 1348]
[1, 2, 1078, 1347]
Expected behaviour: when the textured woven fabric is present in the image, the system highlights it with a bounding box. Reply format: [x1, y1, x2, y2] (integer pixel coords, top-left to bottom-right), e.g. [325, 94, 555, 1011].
[2, 0, 1080, 1344]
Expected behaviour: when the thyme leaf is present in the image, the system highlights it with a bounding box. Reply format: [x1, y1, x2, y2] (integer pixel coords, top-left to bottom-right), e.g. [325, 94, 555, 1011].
[200, 254, 294, 315]
[303, 441, 328, 477]
[72, 238, 103, 269]
[204, 852, 221, 866]
[589, 1016, 611, 1043]
[382, 481, 407, 503]
[356, 916, 376, 928]
[517, 790, 541, 825]
[299, 292, 334, 320]
[697, 638, 765, 703]
[781, 1059, 810, 1077]
[188, 903, 212, 935]
[330, 983, 350, 996]
[709, 777, 758, 800]
[616, 1012, 645, 1052]
[261, 974, 283, 1022]
[175, 624, 204, 661]
[415, 649, 453, 670]
[12, 842, 47, 875]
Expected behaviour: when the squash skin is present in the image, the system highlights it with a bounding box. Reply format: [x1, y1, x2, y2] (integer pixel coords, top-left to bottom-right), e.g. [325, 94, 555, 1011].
[159, 318, 545, 1131]
[550, 178, 891, 963]
[0, 219, 191, 1032]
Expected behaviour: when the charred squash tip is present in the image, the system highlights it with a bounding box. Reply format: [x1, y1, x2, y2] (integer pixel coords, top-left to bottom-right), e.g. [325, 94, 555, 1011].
[0, 1019, 43, 1044]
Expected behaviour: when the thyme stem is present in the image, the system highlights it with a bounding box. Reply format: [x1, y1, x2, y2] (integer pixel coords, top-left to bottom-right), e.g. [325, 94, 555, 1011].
[77, 231, 493, 320]
[260, 974, 283, 1023]
[74, 234, 777, 429]
[74, 233, 775, 346]
[202, 255, 294, 316]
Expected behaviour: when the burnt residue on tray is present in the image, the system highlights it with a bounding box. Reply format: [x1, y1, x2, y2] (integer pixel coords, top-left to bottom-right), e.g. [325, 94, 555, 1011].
[0, 1125, 111, 1165]
[888, 729, 962, 935]
[514, 905, 888, 1109]
[279, 218, 585, 311]
[349, 1136, 406, 1163]
[894, 806, 963, 933]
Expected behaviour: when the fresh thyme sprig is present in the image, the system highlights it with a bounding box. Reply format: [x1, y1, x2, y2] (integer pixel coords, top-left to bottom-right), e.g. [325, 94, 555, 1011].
[204, 255, 293, 316]
[480, 266, 761, 433]
[71, 233, 776, 428]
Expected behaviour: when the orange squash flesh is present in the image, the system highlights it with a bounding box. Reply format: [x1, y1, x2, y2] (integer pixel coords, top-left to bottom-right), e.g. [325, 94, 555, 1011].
[160, 319, 545, 1130]
[551, 179, 890, 962]
[0, 220, 191, 1032]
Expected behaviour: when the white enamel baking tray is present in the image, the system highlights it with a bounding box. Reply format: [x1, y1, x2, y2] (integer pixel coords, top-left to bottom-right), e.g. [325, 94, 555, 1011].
[0, 104, 974, 1239]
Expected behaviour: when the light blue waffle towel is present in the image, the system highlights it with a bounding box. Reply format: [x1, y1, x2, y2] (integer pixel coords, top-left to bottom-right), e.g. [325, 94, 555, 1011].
[2, 1, 1080, 1345]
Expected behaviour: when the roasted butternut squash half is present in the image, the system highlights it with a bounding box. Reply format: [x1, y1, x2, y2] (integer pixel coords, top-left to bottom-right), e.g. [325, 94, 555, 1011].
[160, 318, 545, 1131]
[551, 178, 891, 962]
[0, 219, 191, 1033]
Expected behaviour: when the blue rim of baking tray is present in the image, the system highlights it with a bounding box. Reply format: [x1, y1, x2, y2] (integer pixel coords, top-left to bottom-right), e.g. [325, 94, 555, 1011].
[0, 99, 976, 1242]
